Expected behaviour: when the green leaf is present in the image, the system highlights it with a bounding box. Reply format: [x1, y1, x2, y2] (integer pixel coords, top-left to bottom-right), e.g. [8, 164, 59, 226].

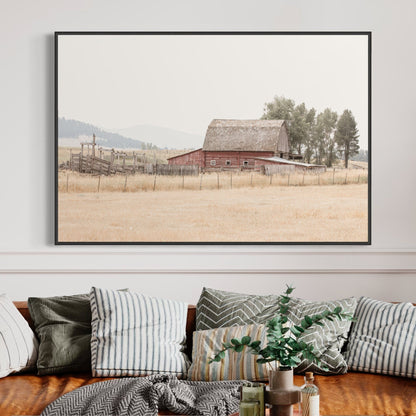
[290, 327, 301, 337]
[234, 344, 244, 353]
[305, 316, 313, 325]
[301, 319, 308, 329]
[218, 351, 226, 359]
[241, 336, 251, 345]
[231, 338, 241, 346]
[294, 325, 305, 333]
[250, 340, 261, 349]
[333, 306, 342, 314]
[286, 286, 295, 294]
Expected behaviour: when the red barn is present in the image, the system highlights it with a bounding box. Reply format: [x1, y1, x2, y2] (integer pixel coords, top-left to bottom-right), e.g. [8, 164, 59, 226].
[167, 119, 291, 170]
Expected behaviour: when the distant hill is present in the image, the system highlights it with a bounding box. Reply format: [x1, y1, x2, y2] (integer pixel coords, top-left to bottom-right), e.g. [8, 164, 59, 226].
[114, 124, 203, 150]
[58, 118, 156, 149]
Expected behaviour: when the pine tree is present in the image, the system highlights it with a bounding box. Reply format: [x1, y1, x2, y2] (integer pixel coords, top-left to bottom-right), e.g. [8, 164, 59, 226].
[335, 110, 360, 168]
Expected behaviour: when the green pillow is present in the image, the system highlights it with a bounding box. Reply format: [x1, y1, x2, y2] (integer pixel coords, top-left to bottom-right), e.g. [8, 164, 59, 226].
[28, 293, 92, 375]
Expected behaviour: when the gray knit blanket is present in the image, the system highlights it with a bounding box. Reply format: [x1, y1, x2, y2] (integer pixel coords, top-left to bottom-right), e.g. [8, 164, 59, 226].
[41, 375, 244, 416]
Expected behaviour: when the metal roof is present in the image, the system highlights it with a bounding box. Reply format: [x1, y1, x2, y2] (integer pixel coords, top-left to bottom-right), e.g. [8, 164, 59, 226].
[255, 156, 326, 168]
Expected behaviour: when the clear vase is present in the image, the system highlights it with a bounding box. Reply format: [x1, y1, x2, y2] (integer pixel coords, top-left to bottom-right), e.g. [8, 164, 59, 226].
[266, 368, 301, 416]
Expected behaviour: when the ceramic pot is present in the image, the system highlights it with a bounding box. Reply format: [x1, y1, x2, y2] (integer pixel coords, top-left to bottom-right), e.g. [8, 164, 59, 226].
[265, 368, 301, 416]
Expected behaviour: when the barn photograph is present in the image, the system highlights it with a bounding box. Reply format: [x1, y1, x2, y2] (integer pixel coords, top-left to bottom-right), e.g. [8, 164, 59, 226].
[56, 32, 369, 244]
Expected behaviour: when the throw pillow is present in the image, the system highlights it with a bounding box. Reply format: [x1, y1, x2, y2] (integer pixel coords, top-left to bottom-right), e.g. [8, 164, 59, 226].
[28, 293, 92, 375]
[188, 323, 268, 381]
[344, 297, 416, 378]
[90, 287, 191, 378]
[196, 287, 282, 330]
[196, 287, 357, 375]
[289, 296, 357, 375]
[0, 294, 38, 378]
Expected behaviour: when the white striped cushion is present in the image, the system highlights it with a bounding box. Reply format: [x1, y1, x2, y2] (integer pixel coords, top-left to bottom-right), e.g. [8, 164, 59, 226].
[90, 287, 190, 378]
[188, 323, 268, 381]
[0, 294, 38, 378]
[344, 297, 416, 378]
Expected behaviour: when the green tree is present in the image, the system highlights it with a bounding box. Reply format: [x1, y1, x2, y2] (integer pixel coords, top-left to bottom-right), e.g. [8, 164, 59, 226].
[319, 109, 338, 167]
[261, 95, 295, 123]
[303, 107, 316, 163]
[335, 110, 360, 168]
[290, 103, 308, 155]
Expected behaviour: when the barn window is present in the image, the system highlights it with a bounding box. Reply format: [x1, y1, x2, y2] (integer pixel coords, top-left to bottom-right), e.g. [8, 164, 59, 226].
[210, 160, 216, 166]
[243, 161, 249, 166]
[280, 153, 284, 158]
[225, 160, 231, 166]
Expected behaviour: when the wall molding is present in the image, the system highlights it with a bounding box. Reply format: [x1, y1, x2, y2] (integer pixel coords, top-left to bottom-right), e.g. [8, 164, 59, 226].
[1, 268, 416, 275]
[0, 249, 415, 275]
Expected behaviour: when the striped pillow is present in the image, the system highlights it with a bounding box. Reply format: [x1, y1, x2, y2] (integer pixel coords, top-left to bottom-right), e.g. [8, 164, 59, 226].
[344, 297, 416, 378]
[90, 287, 190, 378]
[0, 294, 38, 378]
[188, 323, 268, 381]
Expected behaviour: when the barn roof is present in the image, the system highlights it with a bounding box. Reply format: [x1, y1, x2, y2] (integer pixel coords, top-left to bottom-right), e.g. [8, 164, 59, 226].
[166, 148, 202, 160]
[202, 119, 286, 152]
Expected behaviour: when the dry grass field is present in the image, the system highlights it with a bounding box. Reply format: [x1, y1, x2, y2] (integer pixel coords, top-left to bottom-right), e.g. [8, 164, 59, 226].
[58, 170, 367, 193]
[58, 184, 368, 242]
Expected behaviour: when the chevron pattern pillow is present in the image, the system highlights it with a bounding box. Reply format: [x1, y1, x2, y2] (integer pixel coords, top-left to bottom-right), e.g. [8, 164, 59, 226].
[188, 323, 269, 381]
[196, 287, 282, 330]
[0, 294, 38, 378]
[289, 296, 357, 375]
[196, 288, 357, 375]
[344, 297, 416, 378]
[90, 287, 191, 378]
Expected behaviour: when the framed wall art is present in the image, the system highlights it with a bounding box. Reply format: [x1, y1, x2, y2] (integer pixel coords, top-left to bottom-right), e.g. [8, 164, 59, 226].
[55, 32, 371, 244]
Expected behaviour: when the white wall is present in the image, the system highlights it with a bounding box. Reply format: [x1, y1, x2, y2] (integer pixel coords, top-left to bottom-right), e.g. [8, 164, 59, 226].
[0, 0, 415, 302]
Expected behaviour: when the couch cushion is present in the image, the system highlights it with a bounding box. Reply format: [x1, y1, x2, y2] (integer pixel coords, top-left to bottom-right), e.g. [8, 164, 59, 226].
[0, 294, 38, 378]
[90, 287, 190, 377]
[344, 297, 416, 378]
[188, 323, 268, 381]
[28, 293, 92, 375]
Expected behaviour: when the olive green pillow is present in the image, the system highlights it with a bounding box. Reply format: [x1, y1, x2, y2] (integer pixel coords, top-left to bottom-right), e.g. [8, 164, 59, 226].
[28, 293, 92, 375]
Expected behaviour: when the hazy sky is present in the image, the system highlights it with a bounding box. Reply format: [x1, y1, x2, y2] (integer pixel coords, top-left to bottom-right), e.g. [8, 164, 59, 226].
[58, 34, 368, 149]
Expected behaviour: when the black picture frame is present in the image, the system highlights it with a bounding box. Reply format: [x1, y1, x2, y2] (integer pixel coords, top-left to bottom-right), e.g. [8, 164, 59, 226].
[55, 31, 371, 245]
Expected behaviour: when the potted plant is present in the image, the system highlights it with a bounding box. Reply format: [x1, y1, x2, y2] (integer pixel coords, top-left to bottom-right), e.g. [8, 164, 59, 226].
[210, 286, 355, 416]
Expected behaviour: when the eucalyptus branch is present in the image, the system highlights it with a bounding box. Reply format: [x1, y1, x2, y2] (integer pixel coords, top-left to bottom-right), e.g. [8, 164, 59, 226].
[209, 286, 355, 372]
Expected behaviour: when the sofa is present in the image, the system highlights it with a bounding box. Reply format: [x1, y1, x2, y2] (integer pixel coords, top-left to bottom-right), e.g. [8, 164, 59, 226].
[0, 300, 415, 416]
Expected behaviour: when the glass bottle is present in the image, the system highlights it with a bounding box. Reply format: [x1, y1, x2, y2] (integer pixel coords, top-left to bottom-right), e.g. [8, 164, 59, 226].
[300, 372, 319, 416]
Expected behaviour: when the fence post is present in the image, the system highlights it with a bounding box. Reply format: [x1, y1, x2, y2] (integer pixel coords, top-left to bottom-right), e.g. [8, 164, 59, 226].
[333, 168, 335, 185]
[66, 173, 69, 192]
[270, 174, 273, 185]
[182, 175, 184, 189]
[200, 174, 203, 190]
[230, 172, 233, 189]
[250, 173, 253, 186]
[287, 173, 290, 186]
[124, 174, 128, 192]
[97, 176, 101, 193]
[302, 172, 305, 186]
[217, 173, 220, 190]
[153, 175, 157, 191]
[318, 174, 320, 186]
